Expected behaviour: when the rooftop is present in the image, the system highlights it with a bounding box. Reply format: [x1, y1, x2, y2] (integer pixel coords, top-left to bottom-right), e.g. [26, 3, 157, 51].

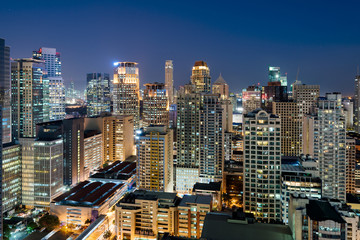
[213, 73, 227, 85]
[179, 195, 212, 207]
[119, 190, 179, 207]
[90, 159, 136, 180]
[306, 199, 346, 223]
[193, 181, 221, 192]
[201, 213, 293, 240]
[53, 180, 123, 207]
[193, 60, 207, 67]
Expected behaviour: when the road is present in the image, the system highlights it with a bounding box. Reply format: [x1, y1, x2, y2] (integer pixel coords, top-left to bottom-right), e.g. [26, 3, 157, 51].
[86, 211, 116, 240]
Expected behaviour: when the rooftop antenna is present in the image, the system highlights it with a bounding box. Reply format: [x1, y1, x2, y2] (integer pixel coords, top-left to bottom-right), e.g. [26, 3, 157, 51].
[296, 66, 300, 81]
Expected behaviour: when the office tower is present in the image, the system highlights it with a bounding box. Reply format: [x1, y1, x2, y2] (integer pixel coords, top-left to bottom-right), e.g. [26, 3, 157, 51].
[346, 138, 356, 194]
[268, 66, 287, 87]
[169, 104, 177, 129]
[20, 137, 36, 208]
[84, 130, 103, 177]
[86, 73, 111, 116]
[11, 58, 45, 141]
[63, 118, 85, 186]
[0, 107, 2, 239]
[243, 109, 282, 222]
[212, 74, 229, 100]
[355, 76, 360, 133]
[0, 38, 11, 143]
[190, 61, 211, 93]
[34, 132, 63, 207]
[303, 93, 346, 201]
[137, 126, 173, 192]
[142, 83, 169, 128]
[165, 60, 174, 104]
[176, 85, 224, 194]
[103, 115, 134, 163]
[343, 99, 354, 130]
[113, 62, 140, 128]
[280, 156, 321, 224]
[242, 85, 262, 114]
[2, 143, 21, 213]
[272, 101, 302, 156]
[262, 82, 288, 111]
[33, 47, 65, 120]
[292, 83, 320, 114]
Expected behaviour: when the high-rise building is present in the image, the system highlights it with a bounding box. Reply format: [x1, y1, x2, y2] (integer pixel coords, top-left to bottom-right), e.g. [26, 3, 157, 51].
[33, 47, 65, 120]
[268, 66, 287, 87]
[343, 99, 353, 130]
[292, 83, 320, 114]
[242, 85, 262, 114]
[137, 125, 173, 192]
[2, 143, 21, 214]
[243, 109, 282, 222]
[0, 38, 11, 143]
[165, 60, 174, 105]
[272, 101, 303, 156]
[103, 115, 134, 163]
[303, 93, 346, 201]
[113, 62, 140, 128]
[191, 61, 211, 93]
[346, 138, 356, 194]
[355, 76, 360, 133]
[20, 137, 36, 208]
[142, 83, 168, 128]
[11, 58, 45, 141]
[0, 106, 2, 239]
[34, 134, 63, 208]
[262, 81, 288, 112]
[84, 130, 103, 177]
[212, 74, 229, 100]
[86, 73, 111, 116]
[176, 84, 224, 194]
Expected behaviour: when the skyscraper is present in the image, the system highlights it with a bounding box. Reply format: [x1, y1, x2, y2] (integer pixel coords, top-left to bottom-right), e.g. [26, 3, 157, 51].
[33, 47, 65, 120]
[272, 101, 303, 156]
[303, 93, 346, 201]
[268, 66, 287, 87]
[142, 82, 168, 128]
[346, 138, 356, 194]
[86, 73, 111, 116]
[191, 61, 211, 93]
[243, 109, 282, 222]
[242, 85, 262, 114]
[176, 84, 224, 194]
[0, 38, 11, 144]
[11, 58, 45, 140]
[165, 60, 174, 104]
[292, 83, 320, 114]
[212, 74, 229, 100]
[113, 62, 140, 129]
[354, 76, 360, 133]
[137, 125, 173, 192]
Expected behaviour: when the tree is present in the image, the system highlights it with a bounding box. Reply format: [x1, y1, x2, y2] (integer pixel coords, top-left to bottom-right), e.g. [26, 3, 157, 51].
[27, 221, 39, 231]
[39, 214, 60, 230]
[103, 230, 111, 239]
[3, 223, 11, 240]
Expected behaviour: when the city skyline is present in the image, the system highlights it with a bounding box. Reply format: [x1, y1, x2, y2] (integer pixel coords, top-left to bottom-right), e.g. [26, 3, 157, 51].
[1, 1, 359, 95]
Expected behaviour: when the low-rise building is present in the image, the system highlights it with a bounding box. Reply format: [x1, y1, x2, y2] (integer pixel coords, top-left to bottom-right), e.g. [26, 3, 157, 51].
[192, 182, 221, 211]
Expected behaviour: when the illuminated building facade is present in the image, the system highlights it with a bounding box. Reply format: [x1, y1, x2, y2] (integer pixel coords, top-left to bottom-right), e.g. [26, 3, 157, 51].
[113, 62, 140, 128]
[268, 66, 287, 87]
[11, 58, 44, 141]
[142, 83, 169, 128]
[262, 81, 288, 111]
[84, 130, 103, 177]
[346, 138, 356, 194]
[137, 125, 173, 192]
[191, 61, 211, 93]
[243, 109, 282, 222]
[86, 73, 111, 116]
[355, 76, 360, 133]
[20, 137, 36, 208]
[242, 85, 262, 114]
[176, 84, 224, 194]
[292, 83, 320, 114]
[212, 74, 229, 100]
[165, 60, 174, 104]
[33, 47, 65, 120]
[103, 115, 134, 163]
[303, 93, 346, 201]
[342, 99, 353, 130]
[0, 38, 11, 143]
[272, 101, 303, 156]
[2, 143, 21, 213]
[34, 138, 63, 208]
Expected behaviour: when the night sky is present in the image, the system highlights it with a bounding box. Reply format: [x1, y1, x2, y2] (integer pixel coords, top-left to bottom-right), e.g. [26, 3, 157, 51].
[1, 0, 360, 95]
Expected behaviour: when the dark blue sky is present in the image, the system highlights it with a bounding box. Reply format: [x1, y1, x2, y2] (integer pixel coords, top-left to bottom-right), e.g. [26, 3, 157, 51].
[1, 0, 360, 95]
